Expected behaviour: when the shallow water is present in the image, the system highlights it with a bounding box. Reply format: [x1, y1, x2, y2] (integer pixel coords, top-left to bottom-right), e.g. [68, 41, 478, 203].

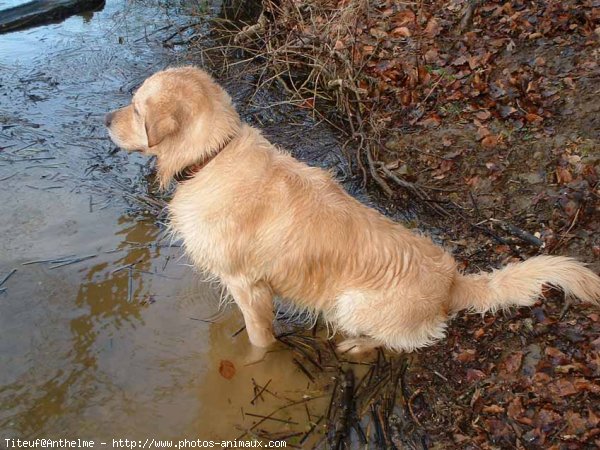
[0, 0, 331, 444]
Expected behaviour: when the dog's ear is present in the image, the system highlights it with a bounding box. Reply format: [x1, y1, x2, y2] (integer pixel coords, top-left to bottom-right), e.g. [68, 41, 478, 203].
[145, 106, 181, 148]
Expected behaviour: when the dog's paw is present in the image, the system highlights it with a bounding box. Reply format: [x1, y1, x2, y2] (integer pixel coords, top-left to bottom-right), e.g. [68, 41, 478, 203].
[248, 328, 277, 348]
[337, 338, 380, 355]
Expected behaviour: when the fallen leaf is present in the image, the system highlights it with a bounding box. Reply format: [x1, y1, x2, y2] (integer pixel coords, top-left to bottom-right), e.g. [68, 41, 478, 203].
[466, 369, 487, 382]
[565, 411, 587, 435]
[442, 136, 453, 147]
[588, 408, 599, 427]
[391, 26, 411, 37]
[299, 98, 315, 109]
[452, 55, 468, 66]
[418, 114, 441, 127]
[483, 405, 505, 414]
[549, 378, 577, 397]
[501, 351, 524, 374]
[481, 135, 499, 148]
[477, 127, 491, 139]
[498, 105, 517, 118]
[574, 378, 600, 394]
[555, 167, 573, 184]
[489, 82, 506, 98]
[370, 27, 388, 39]
[486, 419, 512, 441]
[424, 49, 439, 63]
[475, 110, 491, 120]
[473, 328, 485, 339]
[219, 360, 236, 379]
[392, 9, 416, 26]
[454, 348, 477, 362]
[536, 408, 561, 431]
[545, 346, 568, 362]
[507, 397, 524, 420]
[425, 17, 441, 37]
[525, 113, 543, 123]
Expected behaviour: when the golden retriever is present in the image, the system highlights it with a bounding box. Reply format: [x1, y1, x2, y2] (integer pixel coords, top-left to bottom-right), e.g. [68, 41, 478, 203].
[105, 66, 600, 354]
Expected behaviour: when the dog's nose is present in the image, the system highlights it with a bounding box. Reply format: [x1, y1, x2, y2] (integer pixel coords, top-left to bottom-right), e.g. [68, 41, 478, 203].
[104, 112, 114, 127]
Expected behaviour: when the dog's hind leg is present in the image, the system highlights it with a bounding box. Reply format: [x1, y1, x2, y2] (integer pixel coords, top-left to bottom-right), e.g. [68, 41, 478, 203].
[227, 280, 277, 348]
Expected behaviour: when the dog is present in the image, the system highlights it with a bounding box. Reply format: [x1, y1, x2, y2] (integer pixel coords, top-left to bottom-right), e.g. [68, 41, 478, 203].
[105, 66, 600, 354]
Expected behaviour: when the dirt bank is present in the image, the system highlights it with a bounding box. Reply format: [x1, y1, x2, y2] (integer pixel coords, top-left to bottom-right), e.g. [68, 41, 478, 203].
[190, 0, 600, 447]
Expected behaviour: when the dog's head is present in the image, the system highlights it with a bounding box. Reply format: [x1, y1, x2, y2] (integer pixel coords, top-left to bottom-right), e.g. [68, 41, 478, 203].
[105, 66, 241, 188]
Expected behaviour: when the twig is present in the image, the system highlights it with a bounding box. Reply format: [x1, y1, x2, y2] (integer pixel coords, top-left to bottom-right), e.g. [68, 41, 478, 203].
[250, 379, 272, 405]
[329, 369, 355, 449]
[293, 358, 316, 383]
[0, 172, 18, 181]
[2, 157, 55, 162]
[244, 412, 298, 425]
[244, 395, 327, 435]
[299, 415, 324, 445]
[49, 254, 97, 269]
[232, 325, 246, 337]
[162, 23, 201, 43]
[22, 255, 76, 265]
[0, 268, 17, 288]
[380, 163, 451, 217]
[127, 266, 134, 302]
[189, 317, 215, 324]
[407, 388, 423, 427]
[552, 207, 581, 252]
[490, 219, 543, 247]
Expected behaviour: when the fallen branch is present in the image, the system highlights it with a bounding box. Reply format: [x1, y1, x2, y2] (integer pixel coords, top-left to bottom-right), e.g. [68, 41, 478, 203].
[328, 369, 355, 450]
[490, 219, 544, 248]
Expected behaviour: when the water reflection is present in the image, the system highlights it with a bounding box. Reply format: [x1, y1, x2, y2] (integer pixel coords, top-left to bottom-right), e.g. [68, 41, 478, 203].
[0, 216, 202, 438]
[0, 211, 335, 442]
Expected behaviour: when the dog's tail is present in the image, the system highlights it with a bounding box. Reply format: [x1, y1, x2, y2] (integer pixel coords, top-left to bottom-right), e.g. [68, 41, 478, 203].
[448, 256, 600, 314]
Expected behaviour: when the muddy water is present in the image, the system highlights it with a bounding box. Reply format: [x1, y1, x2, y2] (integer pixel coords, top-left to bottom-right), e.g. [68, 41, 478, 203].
[0, 0, 331, 444]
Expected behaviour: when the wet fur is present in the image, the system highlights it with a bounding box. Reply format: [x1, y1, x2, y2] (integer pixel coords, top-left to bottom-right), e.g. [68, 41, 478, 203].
[106, 66, 600, 354]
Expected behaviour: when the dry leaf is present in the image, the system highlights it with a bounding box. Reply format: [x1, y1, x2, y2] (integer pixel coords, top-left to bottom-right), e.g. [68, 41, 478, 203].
[454, 348, 477, 362]
[475, 110, 491, 120]
[483, 405, 505, 414]
[391, 26, 411, 37]
[392, 9, 416, 26]
[442, 136, 453, 147]
[502, 351, 524, 374]
[219, 360, 236, 379]
[425, 17, 441, 37]
[481, 135, 499, 148]
[370, 27, 388, 39]
[477, 127, 491, 139]
[555, 167, 573, 184]
[525, 113, 543, 123]
[466, 369, 487, 382]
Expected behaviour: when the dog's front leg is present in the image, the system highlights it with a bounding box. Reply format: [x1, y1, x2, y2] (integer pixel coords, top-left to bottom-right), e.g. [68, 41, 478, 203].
[227, 280, 276, 347]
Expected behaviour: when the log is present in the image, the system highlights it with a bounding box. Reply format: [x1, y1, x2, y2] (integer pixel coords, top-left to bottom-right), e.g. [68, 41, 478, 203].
[0, 0, 105, 34]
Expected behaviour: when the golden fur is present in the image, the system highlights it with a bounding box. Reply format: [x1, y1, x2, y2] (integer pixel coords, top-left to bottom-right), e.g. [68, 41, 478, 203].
[106, 66, 600, 353]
